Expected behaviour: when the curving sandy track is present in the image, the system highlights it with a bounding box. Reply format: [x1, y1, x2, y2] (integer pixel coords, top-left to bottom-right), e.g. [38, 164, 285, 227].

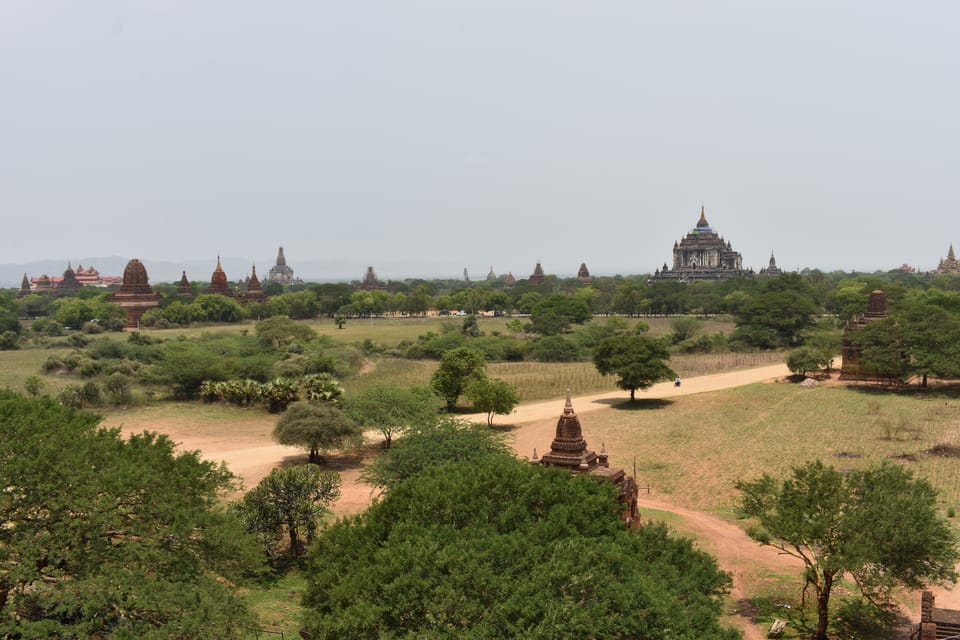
[111, 362, 949, 638]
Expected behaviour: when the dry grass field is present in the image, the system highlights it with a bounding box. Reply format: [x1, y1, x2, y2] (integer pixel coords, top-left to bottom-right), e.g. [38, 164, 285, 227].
[580, 381, 960, 517]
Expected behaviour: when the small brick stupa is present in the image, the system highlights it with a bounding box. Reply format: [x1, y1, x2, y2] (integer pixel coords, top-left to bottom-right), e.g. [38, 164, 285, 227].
[207, 256, 234, 297]
[176, 270, 194, 299]
[537, 392, 640, 527]
[110, 259, 161, 328]
[243, 265, 266, 303]
[528, 261, 546, 285]
[577, 262, 591, 284]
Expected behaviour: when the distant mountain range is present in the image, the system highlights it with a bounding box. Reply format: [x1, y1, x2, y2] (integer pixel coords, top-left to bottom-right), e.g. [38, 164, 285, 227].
[0, 257, 552, 289]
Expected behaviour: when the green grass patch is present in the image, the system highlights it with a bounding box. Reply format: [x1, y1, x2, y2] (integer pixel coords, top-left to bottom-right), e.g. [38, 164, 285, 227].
[239, 570, 307, 639]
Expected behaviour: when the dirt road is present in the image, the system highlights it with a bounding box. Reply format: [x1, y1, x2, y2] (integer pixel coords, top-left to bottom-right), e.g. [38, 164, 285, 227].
[112, 362, 945, 638]
[112, 363, 793, 639]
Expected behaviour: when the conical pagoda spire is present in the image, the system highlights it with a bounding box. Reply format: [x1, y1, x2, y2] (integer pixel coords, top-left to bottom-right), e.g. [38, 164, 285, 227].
[208, 256, 233, 296]
[949, 244, 956, 261]
[696, 205, 709, 228]
[17, 273, 30, 298]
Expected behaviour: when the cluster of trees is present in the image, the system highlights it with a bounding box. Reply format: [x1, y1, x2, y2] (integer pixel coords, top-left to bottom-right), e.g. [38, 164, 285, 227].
[301, 423, 740, 639]
[850, 289, 960, 385]
[0, 390, 267, 637]
[429, 346, 520, 423]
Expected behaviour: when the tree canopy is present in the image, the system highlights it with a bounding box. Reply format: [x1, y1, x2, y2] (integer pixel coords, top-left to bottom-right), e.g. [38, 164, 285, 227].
[255, 315, 318, 347]
[345, 384, 442, 447]
[359, 418, 514, 489]
[592, 334, 676, 401]
[0, 390, 265, 638]
[737, 460, 959, 640]
[273, 401, 364, 463]
[304, 456, 737, 639]
[465, 376, 520, 425]
[430, 346, 488, 409]
[234, 464, 341, 560]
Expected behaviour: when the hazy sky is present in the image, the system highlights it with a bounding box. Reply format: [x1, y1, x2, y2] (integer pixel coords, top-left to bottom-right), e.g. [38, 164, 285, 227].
[3, 1, 959, 279]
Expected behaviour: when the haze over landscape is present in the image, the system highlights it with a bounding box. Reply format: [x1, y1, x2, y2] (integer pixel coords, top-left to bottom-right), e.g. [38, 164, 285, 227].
[3, 2, 959, 284]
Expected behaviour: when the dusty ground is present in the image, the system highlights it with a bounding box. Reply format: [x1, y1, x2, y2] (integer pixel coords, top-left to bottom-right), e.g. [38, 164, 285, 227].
[109, 363, 956, 639]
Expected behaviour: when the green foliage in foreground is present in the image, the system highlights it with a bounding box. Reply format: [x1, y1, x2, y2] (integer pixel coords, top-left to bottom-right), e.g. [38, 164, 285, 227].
[234, 465, 341, 562]
[345, 384, 443, 448]
[737, 460, 959, 640]
[304, 456, 738, 639]
[359, 419, 514, 489]
[0, 390, 266, 638]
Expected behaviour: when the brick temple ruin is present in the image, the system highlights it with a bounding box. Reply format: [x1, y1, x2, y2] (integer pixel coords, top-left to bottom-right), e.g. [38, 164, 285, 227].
[913, 591, 960, 640]
[109, 259, 161, 328]
[535, 392, 640, 528]
[839, 289, 890, 381]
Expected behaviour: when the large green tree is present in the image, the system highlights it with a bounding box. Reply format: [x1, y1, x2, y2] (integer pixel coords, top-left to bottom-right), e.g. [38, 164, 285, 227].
[593, 334, 676, 401]
[737, 460, 958, 640]
[0, 390, 265, 638]
[273, 401, 364, 463]
[852, 298, 960, 386]
[345, 384, 442, 448]
[235, 464, 341, 560]
[465, 377, 520, 425]
[359, 418, 513, 489]
[305, 457, 737, 639]
[528, 294, 592, 335]
[732, 289, 820, 348]
[430, 346, 487, 409]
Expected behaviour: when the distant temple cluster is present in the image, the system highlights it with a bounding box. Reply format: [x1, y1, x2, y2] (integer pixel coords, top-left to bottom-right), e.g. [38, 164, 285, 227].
[18, 263, 121, 297]
[15, 216, 960, 310]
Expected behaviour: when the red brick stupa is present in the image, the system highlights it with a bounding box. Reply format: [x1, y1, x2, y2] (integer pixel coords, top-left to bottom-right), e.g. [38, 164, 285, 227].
[537, 392, 640, 527]
[176, 270, 194, 299]
[577, 262, 592, 284]
[207, 256, 234, 297]
[110, 259, 161, 328]
[528, 261, 545, 285]
[243, 265, 266, 303]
